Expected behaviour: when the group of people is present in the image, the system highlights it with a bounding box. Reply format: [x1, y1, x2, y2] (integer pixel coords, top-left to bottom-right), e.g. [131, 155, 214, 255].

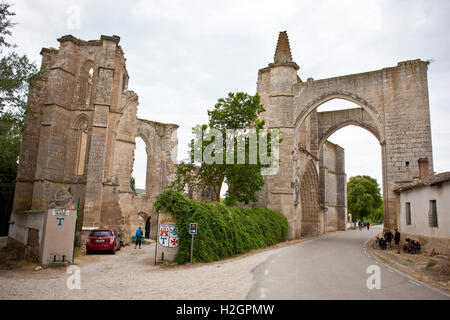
[358, 221, 370, 230]
[375, 228, 401, 253]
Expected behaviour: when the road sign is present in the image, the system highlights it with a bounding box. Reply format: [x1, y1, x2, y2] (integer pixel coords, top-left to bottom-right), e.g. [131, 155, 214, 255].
[189, 223, 198, 235]
[189, 223, 197, 263]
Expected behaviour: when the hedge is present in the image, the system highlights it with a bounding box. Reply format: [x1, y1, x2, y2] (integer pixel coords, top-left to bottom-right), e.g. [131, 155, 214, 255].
[154, 189, 289, 264]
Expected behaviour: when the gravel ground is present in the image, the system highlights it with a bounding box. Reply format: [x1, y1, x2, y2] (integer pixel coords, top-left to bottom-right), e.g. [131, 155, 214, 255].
[0, 241, 289, 300]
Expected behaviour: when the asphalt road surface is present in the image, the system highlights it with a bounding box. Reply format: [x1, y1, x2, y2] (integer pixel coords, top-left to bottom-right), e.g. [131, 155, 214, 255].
[247, 226, 449, 300]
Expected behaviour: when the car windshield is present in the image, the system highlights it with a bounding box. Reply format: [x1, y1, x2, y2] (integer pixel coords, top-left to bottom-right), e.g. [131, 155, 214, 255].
[89, 230, 112, 237]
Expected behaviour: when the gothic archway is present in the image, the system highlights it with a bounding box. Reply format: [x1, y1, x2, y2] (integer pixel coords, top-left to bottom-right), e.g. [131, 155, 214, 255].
[72, 114, 90, 176]
[300, 160, 321, 236]
[145, 216, 151, 239]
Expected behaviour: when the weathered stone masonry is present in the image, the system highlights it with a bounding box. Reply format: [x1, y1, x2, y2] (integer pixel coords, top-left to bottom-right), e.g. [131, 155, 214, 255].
[255, 32, 433, 239]
[8, 35, 178, 246]
[8, 32, 434, 250]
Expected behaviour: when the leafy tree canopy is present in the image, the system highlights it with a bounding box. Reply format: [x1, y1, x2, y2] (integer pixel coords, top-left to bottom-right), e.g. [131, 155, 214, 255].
[170, 92, 280, 206]
[0, 2, 40, 235]
[347, 175, 383, 222]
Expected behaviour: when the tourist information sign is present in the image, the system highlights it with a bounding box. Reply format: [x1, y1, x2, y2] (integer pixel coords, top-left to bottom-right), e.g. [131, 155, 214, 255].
[189, 223, 197, 262]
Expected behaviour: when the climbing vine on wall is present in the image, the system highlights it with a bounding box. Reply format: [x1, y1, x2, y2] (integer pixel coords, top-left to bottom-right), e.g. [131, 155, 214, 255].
[154, 189, 288, 264]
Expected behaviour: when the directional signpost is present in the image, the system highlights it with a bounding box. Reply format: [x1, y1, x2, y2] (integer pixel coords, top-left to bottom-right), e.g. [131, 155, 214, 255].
[189, 223, 197, 263]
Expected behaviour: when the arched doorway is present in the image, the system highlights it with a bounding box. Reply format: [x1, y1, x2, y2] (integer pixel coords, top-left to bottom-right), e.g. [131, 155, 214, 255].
[145, 216, 151, 239]
[300, 160, 321, 236]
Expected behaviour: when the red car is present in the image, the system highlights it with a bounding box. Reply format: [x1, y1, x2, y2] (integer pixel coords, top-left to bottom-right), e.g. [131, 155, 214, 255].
[86, 229, 121, 254]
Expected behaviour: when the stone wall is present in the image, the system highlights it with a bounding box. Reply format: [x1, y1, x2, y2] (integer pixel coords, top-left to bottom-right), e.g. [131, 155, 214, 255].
[8, 35, 178, 248]
[320, 141, 347, 232]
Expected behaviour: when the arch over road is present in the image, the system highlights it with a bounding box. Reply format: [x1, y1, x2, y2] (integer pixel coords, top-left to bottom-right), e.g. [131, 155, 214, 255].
[295, 91, 384, 144]
[256, 32, 433, 237]
[316, 107, 380, 151]
[290, 60, 433, 230]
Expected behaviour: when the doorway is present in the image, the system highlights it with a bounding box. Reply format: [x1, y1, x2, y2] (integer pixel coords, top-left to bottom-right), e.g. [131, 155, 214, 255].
[145, 216, 151, 239]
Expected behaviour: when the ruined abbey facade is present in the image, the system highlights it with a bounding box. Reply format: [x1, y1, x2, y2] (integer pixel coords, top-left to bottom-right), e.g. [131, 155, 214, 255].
[7, 31, 434, 249]
[255, 32, 433, 239]
[8, 35, 178, 245]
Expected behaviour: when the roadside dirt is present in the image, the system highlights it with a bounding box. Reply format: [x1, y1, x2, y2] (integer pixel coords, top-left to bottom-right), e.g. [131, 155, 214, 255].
[0, 230, 347, 299]
[367, 234, 450, 294]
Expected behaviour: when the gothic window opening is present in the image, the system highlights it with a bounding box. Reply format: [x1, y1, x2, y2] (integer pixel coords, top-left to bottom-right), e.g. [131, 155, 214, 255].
[85, 67, 94, 107]
[132, 137, 147, 194]
[75, 118, 89, 176]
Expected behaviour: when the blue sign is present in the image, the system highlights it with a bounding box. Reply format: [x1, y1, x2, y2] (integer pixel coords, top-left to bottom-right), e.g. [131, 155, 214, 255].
[56, 217, 64, 226]
[189, 223, 198, 235]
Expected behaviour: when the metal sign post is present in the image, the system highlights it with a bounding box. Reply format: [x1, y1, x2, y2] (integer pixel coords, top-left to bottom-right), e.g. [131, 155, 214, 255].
[72, 198, 80, 264]
[189, 223, 197, 263]
[154, 210, 160, 265]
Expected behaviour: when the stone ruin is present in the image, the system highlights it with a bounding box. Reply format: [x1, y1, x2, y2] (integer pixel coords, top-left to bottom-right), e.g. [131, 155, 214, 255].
[9, 35, 178, 244]
[8, 31, 434, 249]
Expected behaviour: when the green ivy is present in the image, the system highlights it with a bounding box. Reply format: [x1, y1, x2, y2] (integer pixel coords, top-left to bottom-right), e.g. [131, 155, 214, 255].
[154, 189, 288, 264]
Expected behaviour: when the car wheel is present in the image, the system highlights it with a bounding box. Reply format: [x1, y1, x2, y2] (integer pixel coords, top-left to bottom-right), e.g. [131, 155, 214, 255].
[111, 247, 116, 255]
[86, 250, 92, 255]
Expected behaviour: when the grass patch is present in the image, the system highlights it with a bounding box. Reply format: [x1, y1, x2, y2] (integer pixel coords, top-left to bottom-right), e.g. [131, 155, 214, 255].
[426, 260, 437, 268]
[406, 258, 413, 264]
[379, 256, 391, 264]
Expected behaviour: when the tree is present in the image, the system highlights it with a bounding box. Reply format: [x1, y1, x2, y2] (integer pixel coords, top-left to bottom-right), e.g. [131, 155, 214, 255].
[0, 2, 40, 235]
[347, 175, 383, 222]
[170, 92, 280, 206]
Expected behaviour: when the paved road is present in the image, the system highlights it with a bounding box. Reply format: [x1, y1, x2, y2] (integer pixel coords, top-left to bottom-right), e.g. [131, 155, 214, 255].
[247, 226, 449, 300]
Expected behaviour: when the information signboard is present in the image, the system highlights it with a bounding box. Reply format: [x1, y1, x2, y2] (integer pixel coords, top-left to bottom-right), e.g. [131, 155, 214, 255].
[189, 223, 198, 235]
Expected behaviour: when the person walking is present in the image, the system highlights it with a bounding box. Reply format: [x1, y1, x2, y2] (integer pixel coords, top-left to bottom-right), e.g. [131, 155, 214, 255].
[367, 222, 370, 230]
[135, 227, 143, 249]
[394, 228, 401, 253]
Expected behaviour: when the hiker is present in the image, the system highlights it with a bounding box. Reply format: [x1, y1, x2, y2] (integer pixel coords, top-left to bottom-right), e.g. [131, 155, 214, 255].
[135, 227, 143, 249]
[384, 229, 394, 250]
[394, 228, 401, 254]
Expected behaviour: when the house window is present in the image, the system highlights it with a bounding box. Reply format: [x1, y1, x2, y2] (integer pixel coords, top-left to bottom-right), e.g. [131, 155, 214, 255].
[405, 202, 411, 225]
[429, 200, 438, 228]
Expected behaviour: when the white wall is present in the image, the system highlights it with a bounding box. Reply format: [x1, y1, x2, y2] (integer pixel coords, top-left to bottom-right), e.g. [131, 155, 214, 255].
[8, 210, 46, 245]
[399, 183, 450, 238]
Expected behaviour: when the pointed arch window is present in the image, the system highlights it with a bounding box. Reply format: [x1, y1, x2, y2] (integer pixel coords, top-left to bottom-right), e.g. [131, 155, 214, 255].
[85, 67, 94, 107]
[75, 117, 89, 175]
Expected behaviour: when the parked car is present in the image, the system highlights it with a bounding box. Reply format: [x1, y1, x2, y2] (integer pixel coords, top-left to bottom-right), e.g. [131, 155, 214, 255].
[86, 229, 121, 254]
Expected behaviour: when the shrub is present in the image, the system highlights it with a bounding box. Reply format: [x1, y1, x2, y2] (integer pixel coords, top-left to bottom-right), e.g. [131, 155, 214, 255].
[154, 189, 288, 264]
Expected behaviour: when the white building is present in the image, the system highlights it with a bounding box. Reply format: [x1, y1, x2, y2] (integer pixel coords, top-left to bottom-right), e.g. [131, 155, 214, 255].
[394, 172, 450, 255]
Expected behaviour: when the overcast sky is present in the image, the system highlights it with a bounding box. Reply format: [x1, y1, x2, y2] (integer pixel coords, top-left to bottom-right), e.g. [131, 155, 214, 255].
[10, 0, 450, 191]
